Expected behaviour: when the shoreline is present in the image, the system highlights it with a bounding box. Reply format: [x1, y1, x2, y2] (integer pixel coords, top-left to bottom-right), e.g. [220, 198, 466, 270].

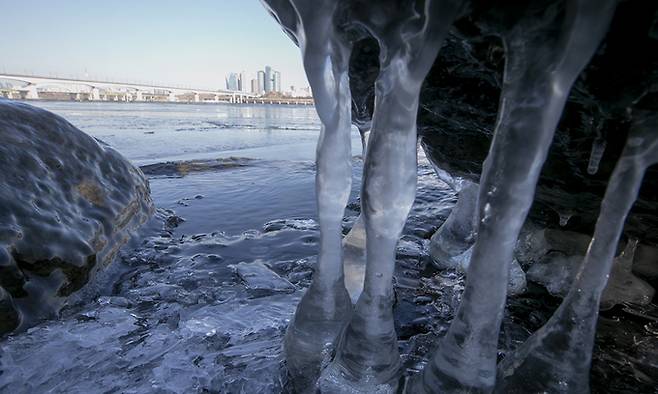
[2, 97, 315, 106]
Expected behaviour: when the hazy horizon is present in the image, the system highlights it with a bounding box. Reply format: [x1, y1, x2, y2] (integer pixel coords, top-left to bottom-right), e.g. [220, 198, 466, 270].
[1, 1, 309, 91]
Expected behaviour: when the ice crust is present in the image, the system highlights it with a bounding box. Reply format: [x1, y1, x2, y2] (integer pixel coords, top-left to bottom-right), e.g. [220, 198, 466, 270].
[259, 0, 658, 393]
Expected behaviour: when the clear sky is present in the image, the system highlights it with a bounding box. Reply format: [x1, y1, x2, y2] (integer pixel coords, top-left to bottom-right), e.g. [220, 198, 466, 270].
[0, 0, 308, 90]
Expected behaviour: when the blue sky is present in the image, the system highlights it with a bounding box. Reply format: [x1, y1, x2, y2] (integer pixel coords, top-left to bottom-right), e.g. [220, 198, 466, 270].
[0, 0, 308, 90]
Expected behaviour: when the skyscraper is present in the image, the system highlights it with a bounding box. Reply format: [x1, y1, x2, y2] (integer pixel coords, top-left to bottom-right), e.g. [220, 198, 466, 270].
[257, 71, 265, 94]
[226, 73, 239, 91]
[239, 71, 248, 93]
[265, 66, 273, 93]
[251, 79, 258, 94]
[273, 71, 281, 93]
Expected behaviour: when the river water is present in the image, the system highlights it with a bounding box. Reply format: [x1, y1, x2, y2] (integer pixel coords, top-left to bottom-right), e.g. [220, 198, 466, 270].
[0, 102, 654, 393]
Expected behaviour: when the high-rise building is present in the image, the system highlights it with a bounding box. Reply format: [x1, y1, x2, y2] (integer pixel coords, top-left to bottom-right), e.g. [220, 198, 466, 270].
[265, 66, 273, 93]
[257, 71, 265, 94]
[226, 73, 239, 91]
[251, 79, 258, 94]
[239, 71, 248, 92]
[273, 71, 281, 93]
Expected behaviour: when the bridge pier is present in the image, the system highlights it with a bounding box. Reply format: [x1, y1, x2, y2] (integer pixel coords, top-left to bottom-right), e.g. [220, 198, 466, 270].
[25, 84, 39, 100]
[135, 91, 144, 102]
[90, 87, 100, 101]
[169, 92, 177, 102]
[194, 92, 200, 103]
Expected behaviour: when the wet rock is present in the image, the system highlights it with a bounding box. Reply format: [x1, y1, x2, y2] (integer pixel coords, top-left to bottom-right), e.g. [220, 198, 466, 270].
[0, 100, 153, 334]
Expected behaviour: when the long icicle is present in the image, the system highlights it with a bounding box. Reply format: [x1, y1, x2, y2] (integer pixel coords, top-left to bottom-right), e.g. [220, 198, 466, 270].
[320, 1, 464, 392]
[496, 113, 658, 393]
[262, 1, 355, 392]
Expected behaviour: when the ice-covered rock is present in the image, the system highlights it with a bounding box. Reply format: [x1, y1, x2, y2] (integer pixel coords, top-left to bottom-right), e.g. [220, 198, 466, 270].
[527, 252, 583, 297]
[528, 241, 656, 309]
[0, 100, 153, 334]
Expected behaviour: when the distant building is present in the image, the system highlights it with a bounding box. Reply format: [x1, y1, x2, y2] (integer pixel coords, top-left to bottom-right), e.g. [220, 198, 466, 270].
[273, 71, 281, 93]
[226, 73, 239, 91]
[251, 79, 258, 94]
[257, 71, 265, 94]
[239, 71, 248, 93]
[293, 86, 312, 98]
[264, 66, 273, 93]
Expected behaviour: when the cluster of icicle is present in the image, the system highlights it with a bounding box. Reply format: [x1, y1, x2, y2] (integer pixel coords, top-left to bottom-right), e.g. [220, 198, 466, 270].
[261, 0, 657, 392]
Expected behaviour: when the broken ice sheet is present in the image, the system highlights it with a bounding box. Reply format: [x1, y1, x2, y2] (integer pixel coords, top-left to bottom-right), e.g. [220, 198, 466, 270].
[232, 260, 296, 297]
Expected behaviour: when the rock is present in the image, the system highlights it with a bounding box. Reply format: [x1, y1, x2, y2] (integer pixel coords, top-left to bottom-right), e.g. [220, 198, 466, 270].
[0, 100, 153, 334]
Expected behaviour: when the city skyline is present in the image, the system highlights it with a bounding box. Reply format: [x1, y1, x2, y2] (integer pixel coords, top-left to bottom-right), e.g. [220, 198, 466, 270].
[225, 66, 311, 97]
[0, 1, 310, 91]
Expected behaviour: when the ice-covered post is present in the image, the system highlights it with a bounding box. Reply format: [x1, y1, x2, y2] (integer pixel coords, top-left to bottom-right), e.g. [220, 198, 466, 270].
[261, 0, 355, 391]
[319, 1, 463, 391]
[415, 0, 616, 392]
[495, 113, 658, 393]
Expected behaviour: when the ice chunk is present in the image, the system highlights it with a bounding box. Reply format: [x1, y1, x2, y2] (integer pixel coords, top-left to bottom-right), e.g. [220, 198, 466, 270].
[232, 261, 296, 296]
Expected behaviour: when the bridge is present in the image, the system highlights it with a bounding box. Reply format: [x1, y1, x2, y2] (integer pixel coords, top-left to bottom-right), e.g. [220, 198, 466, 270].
[0, 74, 257, 104]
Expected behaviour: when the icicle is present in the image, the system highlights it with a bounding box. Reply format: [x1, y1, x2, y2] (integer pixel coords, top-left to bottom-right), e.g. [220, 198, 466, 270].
[318, 2, 464, 392]
[496, 112, 658, 393]
[261, 1, 355, 392]
[413, 1, 617, 392]
[343, 123, 371, 303]
[429, 180, 479, 269]
[587, 137, 606, 175]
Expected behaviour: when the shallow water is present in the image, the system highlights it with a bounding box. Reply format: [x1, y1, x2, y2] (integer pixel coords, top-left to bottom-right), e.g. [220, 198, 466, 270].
[0, 101, 655, 393]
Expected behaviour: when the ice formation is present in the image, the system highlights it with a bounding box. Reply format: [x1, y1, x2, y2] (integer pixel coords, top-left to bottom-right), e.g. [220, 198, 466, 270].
[496, 113, 658, 393]
[262, 0, 654, 393]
